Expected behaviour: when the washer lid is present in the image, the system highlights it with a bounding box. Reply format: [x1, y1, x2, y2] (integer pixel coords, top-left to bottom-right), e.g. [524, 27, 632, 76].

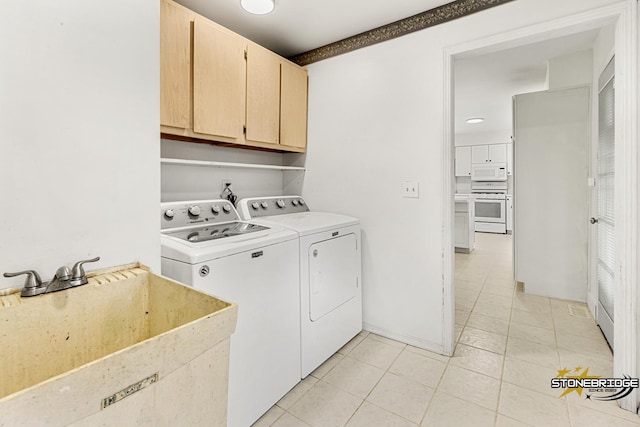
[248, 212, 360, 236]
[163, 221, 269, 243]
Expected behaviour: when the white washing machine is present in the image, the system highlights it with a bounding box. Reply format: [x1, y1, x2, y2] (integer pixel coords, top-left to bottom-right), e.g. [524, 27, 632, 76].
[238, 196, 362, 378]
[160, 199, 300, 427]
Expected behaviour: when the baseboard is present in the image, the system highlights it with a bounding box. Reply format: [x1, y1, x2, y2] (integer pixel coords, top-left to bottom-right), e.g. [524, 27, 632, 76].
[362, 323, 445, 355]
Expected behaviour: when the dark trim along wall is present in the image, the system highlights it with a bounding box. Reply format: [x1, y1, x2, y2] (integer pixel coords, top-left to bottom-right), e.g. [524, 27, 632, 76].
[290, 0, 516, 66]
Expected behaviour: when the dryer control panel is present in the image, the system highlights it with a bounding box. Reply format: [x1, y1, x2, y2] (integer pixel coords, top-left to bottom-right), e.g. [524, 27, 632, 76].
[238, 196, 310, 219]
[161, 199, 239, 230]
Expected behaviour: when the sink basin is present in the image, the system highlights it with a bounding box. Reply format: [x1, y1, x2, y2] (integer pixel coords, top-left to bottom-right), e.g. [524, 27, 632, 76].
[0, 264, 237, 426]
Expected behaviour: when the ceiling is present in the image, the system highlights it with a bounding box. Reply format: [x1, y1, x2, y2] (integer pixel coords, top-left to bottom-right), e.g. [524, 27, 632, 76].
[455, 30, 602, 135]
[175, 0, 451, 58]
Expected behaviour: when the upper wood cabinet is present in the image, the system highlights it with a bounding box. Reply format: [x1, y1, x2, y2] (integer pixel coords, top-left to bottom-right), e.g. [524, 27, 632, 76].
[193, 17, 245, 141]
[280, 61, 308, 150]
[160, 0, 191, 129]
[159, 0, 308, 153]
[245, 42, 281, 145]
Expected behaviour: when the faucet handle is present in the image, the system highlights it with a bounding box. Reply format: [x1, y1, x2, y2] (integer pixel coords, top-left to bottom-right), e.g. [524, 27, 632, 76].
[70, 257, 100, 286]
[3, 270, 45, 297]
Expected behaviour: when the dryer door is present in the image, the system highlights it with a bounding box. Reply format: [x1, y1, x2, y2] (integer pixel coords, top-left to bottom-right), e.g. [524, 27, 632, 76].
[309, 233, 358, 321]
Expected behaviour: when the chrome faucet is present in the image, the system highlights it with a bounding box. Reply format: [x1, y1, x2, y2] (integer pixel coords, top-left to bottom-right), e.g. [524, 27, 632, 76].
[4, 257, 100, 297]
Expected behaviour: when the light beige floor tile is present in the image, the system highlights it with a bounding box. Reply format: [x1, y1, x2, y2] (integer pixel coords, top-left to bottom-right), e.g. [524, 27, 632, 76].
[466, 313, 510, 336]
[495, 414, 533, 427]
[505, 336, 560, 369]
[472, 302, 512, 321]
[498, 382, 570, 427]
[476, 293, 513, 308]
[346, 402, 416, 427]
[568, 403, 640, 427]
[367, 373, 434, 424]
[252, 405, 285, 427]
[421, 391, 495, 427]
[310, 353, 344, 379]
[288, 380, 362, 427]
[455, 324, 463, 342]
[271, 413, 311, 427]
[455, 309, 471, 325]
[277, 376, 319, 410]
[508, 322, 556, 347]
[367, 333, 408, 349]
[389, 350, 447, 388]
[437, 365, 501, 411]
[323, 356, 385, 399]
[512, 299, 551, 314]
[348, 336, 404, 370]
[455, 296, 476, 312]
[449, 343, 504, 379]
[456, 287, 480, 302]
[455, 278, 484, 292]
[553, 316, 603, 341]
[338, 331, 369, 355]
[459, 326, 507, 354]
[482, 283, 516, 297]
[405, 345, 451, 363]
[510, 309, 554, 330]
[565, 394, 640, 424]
[557, 349, 613, 378]
[556, 332, 612, 361]
[502, 357, 559, 397]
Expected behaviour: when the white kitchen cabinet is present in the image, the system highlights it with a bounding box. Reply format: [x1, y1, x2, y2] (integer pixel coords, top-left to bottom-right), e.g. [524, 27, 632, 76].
[471, 143, 507, 164]
[507, 143, 513, 175]
[454, 197, 475, 253]
[455, 146, 472, 177]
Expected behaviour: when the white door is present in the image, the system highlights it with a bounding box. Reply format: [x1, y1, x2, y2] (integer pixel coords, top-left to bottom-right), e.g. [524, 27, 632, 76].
[595, 58, 615, 348]
[513, 86, 590, 301]
[309, 234, 358, 322]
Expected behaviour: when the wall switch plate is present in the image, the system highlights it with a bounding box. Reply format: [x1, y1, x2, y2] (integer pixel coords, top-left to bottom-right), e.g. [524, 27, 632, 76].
[402, 181, 419, 198]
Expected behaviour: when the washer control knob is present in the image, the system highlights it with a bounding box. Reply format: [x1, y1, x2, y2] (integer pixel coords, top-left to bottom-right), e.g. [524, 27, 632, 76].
[292, 200, 299, 206]
[299, 199, 305, 206]
[188, 205, 201, 216]
[260, 201, 269, 209]
[222, 204, 232, 213]
[164, 209, 175, 219]
[251, 202, 259, 210]
[211, 205, 221, 214]
[276, 199, 285, 208]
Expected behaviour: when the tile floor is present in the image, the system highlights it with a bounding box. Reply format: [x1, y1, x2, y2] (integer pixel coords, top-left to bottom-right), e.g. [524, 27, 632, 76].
[253, 233, 640, 427]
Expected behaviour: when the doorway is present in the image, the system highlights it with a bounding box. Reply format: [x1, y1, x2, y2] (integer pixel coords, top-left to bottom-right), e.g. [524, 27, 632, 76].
[443, 1, 638, 412]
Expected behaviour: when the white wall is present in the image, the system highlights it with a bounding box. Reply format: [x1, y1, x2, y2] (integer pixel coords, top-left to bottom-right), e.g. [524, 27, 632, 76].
[161, 140, 287, 202]
[548, 49, 594, 89]
[455, 130, 511, 146]
[0, 1, 159, 290]
[303, 0, 626, 352]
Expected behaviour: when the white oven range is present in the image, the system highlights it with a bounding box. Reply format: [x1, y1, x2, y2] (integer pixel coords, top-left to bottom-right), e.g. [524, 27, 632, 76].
[472, 181, 507, 234]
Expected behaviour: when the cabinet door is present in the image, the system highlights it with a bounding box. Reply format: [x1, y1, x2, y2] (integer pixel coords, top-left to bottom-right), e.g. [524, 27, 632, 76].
[193, 17, 245, 140]
[246, 42, 280, 145]
[506, 143, 513, 174]
[280, 61, 308, 150]
[455, 212, 468, 247]
[489, 144, 507, 163]
[160, 0, 191, 129]
[471, 145, 489, 163]
[455, 146, 471, 177]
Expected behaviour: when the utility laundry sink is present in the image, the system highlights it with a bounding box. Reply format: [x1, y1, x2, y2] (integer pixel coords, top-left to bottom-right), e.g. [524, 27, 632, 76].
[0, 263, 237, 426]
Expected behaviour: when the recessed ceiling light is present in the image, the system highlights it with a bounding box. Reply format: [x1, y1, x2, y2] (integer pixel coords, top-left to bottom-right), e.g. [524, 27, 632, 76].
[466, 118, 484, 124]
[240, 0, 274, 15]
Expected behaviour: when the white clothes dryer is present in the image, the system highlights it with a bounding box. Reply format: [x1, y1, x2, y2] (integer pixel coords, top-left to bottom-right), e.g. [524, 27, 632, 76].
[238, 196, 362, 378]
[160, 199, 300, 427]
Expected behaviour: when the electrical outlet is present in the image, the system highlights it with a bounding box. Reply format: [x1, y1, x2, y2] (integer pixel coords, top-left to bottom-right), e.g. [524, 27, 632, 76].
[402, 181, 419, 198]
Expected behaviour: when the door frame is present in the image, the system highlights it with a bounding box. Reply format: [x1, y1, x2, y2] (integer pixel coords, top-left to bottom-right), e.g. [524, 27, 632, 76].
[442, 0, 638, 412]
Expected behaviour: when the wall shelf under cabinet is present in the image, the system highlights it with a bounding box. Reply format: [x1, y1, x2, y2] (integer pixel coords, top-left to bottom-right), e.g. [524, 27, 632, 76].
[161, 158, 305, 172]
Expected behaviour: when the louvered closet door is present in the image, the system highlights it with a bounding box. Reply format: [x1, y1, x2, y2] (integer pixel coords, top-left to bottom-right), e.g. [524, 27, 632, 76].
[596, 57, 615, 348]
